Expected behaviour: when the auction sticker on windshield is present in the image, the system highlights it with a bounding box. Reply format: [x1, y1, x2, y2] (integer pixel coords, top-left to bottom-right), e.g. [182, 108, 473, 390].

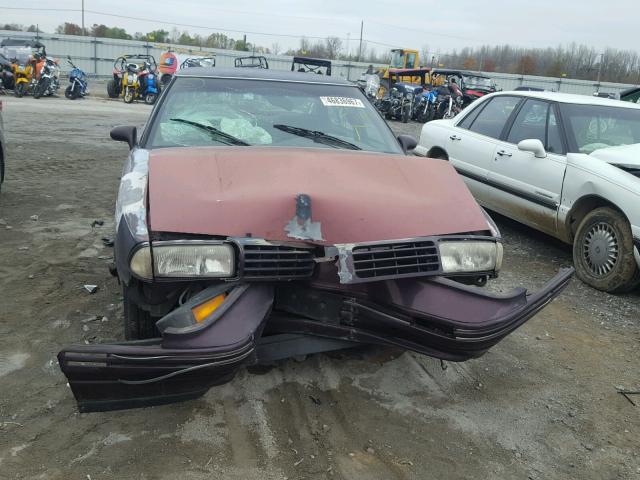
[320, 96, 365, 108]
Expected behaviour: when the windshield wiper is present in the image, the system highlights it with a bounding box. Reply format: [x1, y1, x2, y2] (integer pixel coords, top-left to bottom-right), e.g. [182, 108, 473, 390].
[169, 118, 250, 146]
[273, 124, 362, 150]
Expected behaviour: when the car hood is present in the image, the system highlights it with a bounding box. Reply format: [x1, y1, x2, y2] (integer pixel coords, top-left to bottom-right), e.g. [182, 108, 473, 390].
[147, 147, 489, 244]
[589, 143, 640, 168]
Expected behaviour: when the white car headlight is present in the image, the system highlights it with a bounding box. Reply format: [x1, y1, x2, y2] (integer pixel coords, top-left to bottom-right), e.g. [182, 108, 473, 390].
[130, 244, 235, 279]
[439, 240, 502, 274]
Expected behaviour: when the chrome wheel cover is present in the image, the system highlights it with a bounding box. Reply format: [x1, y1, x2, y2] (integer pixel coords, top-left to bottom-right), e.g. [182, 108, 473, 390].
[583, 222, 619, 277]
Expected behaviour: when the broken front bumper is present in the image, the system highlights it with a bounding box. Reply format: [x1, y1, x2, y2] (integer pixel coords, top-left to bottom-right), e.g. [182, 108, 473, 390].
[58, 268, 573, 412]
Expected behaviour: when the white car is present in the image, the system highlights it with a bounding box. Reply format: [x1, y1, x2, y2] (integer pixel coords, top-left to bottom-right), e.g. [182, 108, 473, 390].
[415, 91, 640, 292]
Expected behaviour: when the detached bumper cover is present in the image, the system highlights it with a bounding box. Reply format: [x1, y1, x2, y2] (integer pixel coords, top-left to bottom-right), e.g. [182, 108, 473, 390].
[58, 268, 573, 412]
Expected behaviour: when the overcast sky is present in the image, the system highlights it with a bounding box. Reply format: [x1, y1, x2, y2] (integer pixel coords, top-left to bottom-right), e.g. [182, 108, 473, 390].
[1, 1, 637, 55]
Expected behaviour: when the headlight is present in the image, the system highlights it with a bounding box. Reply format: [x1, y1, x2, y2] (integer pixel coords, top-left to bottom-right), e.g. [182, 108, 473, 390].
[439, 241, 502, 274]
[130, 243, 235, 279]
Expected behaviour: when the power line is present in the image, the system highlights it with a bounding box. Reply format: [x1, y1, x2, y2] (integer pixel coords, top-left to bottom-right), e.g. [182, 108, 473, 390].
[0, 6, 352, 42]
[0, 6, 418, 52]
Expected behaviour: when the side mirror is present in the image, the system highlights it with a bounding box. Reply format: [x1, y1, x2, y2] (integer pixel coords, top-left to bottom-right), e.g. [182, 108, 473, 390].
[517, 138, 546, 158]
[110, 125, 137, 150]
[397, 134, 418, 153]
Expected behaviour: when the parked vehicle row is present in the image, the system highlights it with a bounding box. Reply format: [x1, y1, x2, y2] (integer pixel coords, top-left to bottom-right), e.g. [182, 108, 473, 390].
[369, 67, 496, 124]
[0, 39, 86, 100]
[106, 54, 159, 104]
[415, 90, 640, 292]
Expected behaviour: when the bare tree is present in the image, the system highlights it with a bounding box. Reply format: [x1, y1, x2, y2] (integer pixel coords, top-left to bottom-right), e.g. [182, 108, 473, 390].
[325, 36, 343, 59]
[271, 42, 281, 55]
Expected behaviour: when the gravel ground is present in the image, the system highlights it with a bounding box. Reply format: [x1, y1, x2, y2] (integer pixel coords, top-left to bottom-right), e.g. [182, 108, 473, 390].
[0, 95, 638, 480]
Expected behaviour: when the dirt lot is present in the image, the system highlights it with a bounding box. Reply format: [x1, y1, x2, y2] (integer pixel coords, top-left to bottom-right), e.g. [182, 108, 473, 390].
[0, 94, 638, 480]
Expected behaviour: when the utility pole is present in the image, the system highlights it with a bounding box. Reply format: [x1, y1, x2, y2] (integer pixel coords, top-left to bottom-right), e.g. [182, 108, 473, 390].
[357, 20, 363, 63]
[596, 52, 604, 89]
[346, 33, 351, 81]
[82, 0, 85, 35]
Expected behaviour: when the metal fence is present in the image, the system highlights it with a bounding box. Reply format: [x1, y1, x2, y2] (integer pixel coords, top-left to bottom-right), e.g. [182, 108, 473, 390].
[0, 30, 379, 81]
[2, 30, 638, 96]
[485, 71, 637, 96]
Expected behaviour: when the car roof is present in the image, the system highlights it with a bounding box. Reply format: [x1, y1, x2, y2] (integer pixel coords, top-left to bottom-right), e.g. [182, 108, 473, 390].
[433, 69, 490, 78]
[490, 90, 640, 109]
[175, 67, 351, 85]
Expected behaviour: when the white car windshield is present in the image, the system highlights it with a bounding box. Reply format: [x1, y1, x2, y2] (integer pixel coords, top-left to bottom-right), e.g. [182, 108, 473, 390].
[560, 103, 640, 154]
[146, 76, 402, 154]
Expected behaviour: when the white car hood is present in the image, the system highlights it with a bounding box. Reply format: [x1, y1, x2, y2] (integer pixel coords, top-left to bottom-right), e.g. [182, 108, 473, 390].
[589, 143, 640, 169]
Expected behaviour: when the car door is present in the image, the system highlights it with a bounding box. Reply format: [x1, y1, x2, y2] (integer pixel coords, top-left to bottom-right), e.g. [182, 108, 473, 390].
[487, 99, 567, 235]
[446, 95, 522, 206]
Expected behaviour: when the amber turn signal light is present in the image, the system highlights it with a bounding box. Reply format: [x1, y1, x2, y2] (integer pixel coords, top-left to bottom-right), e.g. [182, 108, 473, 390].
[191, 294, 226, 323]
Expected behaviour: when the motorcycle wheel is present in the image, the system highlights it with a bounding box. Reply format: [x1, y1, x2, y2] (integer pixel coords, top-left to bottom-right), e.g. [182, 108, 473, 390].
[402, 104, 411, 123]
[15, 83, 24, 98]
[65, 85, 75, 99]
[106, 79, 119, 98]
[144, 93, 157, 105]
[443, 109, 456, 120]
[123, 87, 135, 104]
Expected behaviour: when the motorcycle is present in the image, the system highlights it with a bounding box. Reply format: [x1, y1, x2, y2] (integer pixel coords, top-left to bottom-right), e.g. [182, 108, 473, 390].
[108, 54, 159, 101]
[11, 55, 33, 97]
[33, 55, 60, 99]
[377, 83, 418, 123]
[121, 62, 140, 104]
[121, 62, 158, 105]
[0, 53, 15, 91]
[139, 62, 159, 104]
[434, 85, 463, 120]
[64, 56, 88, 100]
[361, 73, 380, 103]
[412, 88, 438, 123]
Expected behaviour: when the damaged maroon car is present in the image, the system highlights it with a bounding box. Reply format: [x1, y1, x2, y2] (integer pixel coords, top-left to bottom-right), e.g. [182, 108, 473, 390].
[58, 68, 573, 412]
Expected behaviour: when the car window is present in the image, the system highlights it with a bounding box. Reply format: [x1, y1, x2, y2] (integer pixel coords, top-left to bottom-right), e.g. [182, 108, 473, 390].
[146, 77, 403, 154]
[468, 96, 521, 139]
[457, 101, 484, 129]
[559, 103, 640, 154]
[547, 107, 564, 154]
[507, 99, 548, 145]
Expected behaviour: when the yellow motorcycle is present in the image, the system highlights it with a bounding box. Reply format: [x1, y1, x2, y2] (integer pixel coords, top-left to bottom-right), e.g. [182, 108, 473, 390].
[12, 56, 34, 97]
[121, 62, 140, 104]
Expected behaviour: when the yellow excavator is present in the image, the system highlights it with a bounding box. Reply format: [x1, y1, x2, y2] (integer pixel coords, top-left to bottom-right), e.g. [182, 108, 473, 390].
[378, 48, 431, 83]
[378, 49, 421, 78]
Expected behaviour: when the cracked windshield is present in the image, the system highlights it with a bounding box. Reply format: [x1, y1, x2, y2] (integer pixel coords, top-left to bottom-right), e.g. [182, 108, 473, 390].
[148, 77, 402, 153]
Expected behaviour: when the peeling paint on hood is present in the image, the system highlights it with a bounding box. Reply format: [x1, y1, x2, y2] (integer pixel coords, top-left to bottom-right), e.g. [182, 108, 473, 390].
[147, 147, 490, 244]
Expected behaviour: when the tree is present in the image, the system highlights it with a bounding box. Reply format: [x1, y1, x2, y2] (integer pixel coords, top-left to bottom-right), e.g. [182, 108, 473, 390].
[106, 27, 131, 40]
[482, 58, 496, 72]
[91, 24, 108, 38]
[325, 36, 343, 59]
[56, 22, 83, 36]
[517, 55, 537, 75]
[271, 42, 281, 55]
[463, 57, 477, 70]
[178, 31, 194, 46]
[145, 29, 170, 43]
[2, 23, 23, 31]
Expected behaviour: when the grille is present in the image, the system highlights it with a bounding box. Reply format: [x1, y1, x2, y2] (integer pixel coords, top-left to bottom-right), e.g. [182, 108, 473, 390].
[352, 240, 440, 279]
[243, 244, 315, 279]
